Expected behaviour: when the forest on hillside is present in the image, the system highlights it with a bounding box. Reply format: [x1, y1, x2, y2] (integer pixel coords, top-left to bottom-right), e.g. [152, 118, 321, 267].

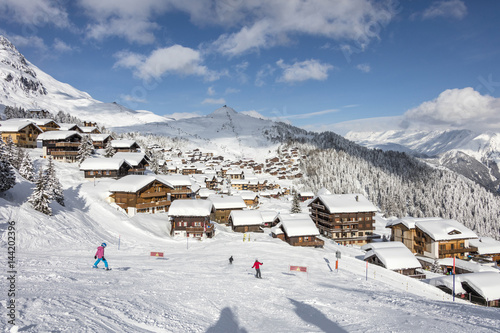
[266, 123, 500, 240]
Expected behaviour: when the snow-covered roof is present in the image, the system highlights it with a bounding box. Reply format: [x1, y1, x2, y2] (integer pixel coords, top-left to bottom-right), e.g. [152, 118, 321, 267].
[156, 175, 192, 187]
[168, 199, 212, 217]
[438, 258, 499, 273]
[58, 123, 81, 131]
[209, 195, 247, 210]
[416, 219, 477, 241]
[226, 169, 243, 174]
[113, 152, 146, 167]
[428, 275, 467, 295]
[459, 272, 500, 300]
[361, 241, 408, 252]
[469, 237, 500, 255]
[260, 210, 278, 223]
[111, 139, 138, 148]
[81, 126, 98, 133]
[364, 247, 422, 270]
[79, 158, 131, 171]
[236, 190, 258, 200]
[317, 188, 332, 195]
[198, 188, 215, 198]
[108, 175, 173, 193]
[313, 194, 378, 213]
[229, 210, 264, 226]
[90, 134, 111, 142]
[26, 118, 59, 126]
[299, 191, 315, 197]
[276, 213, 320, 237]
[386, 217, 443, 230]
[37, 130, 81, 141]
[0, 120, 42, 132]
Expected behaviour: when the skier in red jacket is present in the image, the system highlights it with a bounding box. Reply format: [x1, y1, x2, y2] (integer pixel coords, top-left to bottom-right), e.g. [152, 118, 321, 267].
[93, 243, 110, 270]
[252, 259, 263, 278]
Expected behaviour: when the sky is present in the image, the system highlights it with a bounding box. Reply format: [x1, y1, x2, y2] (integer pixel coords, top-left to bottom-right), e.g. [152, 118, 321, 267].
[1, 0, 500, 132]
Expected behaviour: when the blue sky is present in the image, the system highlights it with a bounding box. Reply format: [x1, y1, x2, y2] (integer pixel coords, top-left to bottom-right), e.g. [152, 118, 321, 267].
[1, 0, 499, 131]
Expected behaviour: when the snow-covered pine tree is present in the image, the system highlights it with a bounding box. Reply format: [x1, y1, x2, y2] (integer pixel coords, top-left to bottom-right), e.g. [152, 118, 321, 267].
[19, 151, 36, 182]
[13, 146, 25, 169]
[0, 140, 16, 192]
[28, 168, 52, 215]
[4, 136, 16, 164]
[104, 140, 115, 158]
[77, 135, 94, 165]
[290, 189, 302, 213]
[45, 157, 64, 206]
[430, 259, 442, 274]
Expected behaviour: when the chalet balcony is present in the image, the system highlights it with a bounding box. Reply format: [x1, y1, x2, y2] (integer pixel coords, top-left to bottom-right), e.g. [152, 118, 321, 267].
[186, 227, 205, 232]
[55, 142, 80, 147]
[50, 151, 78, 156]
[310, 203, 325, 210]
[136, 200, 170, 209]
[171, 189, 191, 194]
[291, 239, 324, 248]
[140, 191, 168, 198]
[440, 247, 476, 255]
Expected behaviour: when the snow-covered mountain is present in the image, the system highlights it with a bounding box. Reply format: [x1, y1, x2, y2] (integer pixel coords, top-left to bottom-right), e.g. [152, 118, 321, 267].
[0, 35, 169, 127]
[345, 128, 500, 191]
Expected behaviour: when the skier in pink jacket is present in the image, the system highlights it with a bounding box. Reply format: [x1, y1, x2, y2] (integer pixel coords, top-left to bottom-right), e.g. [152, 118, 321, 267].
[93, 243, 110, 270]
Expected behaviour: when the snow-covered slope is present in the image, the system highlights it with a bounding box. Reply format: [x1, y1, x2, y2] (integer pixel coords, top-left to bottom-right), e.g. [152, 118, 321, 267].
[0, 35, 169, 127]
[1, 154, 500, 332]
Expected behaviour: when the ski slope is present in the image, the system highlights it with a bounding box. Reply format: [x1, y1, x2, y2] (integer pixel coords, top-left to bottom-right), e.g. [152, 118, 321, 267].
[1, 154, 500, 332]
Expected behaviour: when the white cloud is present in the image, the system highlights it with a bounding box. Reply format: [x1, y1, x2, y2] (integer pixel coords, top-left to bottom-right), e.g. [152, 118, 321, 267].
[0, 0, 70, 28]
[120, 94, 147, 104]
[276, 59, 333, 83]
[422, 0, 467, 20]
[5, 34, 47, 52]
[164, 112, 201, 120]
[255, 64, 275, 87]
[78, 0, 170, 44]
[404, 87, 500, 131]
[356, 63, 371, 73]
[202, 98, 226, 105]
[114, 45, 222, 81]
[206, 0, 397, 56]
[207, 86, 215, 96]
[53, 39, 76, 53]
[225, 88, 240, 94]
[280, 109, 340, 120]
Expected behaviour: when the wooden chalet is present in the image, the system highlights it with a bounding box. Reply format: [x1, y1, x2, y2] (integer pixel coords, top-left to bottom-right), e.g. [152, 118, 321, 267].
[385, 217, 422, 251]
[308, 194, 378, 245]
[469, 237, 500, 264]
[111, 139, 140, 152]
[27, 108, 51, 118]
[208, 195, 247, 224]
[413, 219, 478, 259]
[169, 199, 214, 238]
[157, 175, 194, 200]
[113, 152, 149, 175]
[205, 175, 221, 190]
[299, 191, 315, 202]
[80, 158, 132, 179]
[89, 134, 113, 149]
[226, 169, 244, 179]
[362, 242, 424, 278]
[58, 123, 83, 133]
[0, 120, 43, 148]
[108, 175, 174, 215]
[236, 190, 259, 208]
[272, 213, 324, 248]
[29, 119, 60, 132]
[37, 130, 82, 162]
[228, 210, 264, 233]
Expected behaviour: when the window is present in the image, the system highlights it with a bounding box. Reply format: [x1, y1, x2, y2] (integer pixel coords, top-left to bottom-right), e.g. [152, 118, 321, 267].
[304, 237, 309, 241]
[194, 222, 201, 227]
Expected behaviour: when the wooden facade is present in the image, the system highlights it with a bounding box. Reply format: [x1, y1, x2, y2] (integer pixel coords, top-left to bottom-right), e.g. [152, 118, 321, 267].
[41, 133, 82, 163]
[388, 223, 416, 251]
[0, 122, 42, 148]
[82, 163, 131, 179]
[170, 216, 214, 238]
[282, 233, 324, 248]
[309, 198, 377, 245]
[414, 229, 475, 259]
[211, 208, 244, 224]
[110, 179, 173, 215]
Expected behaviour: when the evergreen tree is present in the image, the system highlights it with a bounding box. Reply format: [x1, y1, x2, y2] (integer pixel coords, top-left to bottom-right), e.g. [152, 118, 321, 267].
[4, 136, 15, 164]
[0, 140, 16, 192]
[77, 135, 94, 165]
[13, 146, 25, 169]
[45, 157, 64, 206]
[290, 189, 302, 213]
[104, 140, 115, 158]
[430, 259, 442, 274]
[19, 152, 36, 182]
[28, 169, 52, 215]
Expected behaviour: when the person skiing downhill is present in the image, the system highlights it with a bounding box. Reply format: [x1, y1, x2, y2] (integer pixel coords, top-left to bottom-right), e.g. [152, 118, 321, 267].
[252, 259, 263, 278]
[229, 256, 234, 264]
[93, 243, 110, 270]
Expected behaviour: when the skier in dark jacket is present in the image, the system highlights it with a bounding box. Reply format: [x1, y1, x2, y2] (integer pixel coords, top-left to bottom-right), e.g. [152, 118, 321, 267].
[229, 256, 234, 264]
[93, 243, 110, 270]
[252, 259, 263, 278]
